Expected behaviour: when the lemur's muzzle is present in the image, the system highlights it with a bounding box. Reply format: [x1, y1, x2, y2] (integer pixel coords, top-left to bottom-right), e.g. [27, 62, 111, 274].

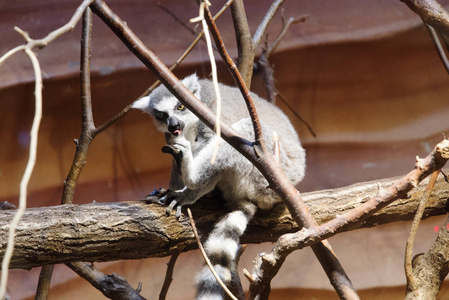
[167, 116, 185, 136]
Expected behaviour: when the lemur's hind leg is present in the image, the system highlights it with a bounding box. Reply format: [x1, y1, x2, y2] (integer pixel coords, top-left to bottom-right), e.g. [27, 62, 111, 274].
[195, 202, 256, 300]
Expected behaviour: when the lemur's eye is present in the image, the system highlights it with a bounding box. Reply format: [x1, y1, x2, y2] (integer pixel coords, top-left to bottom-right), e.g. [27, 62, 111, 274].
[154, 110, 167, 121]
[177, 104, 186, 111]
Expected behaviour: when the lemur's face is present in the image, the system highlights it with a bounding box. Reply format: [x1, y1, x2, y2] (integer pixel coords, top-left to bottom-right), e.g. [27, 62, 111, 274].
[150, 96, 199, 136]
[132, 74, 201, 137]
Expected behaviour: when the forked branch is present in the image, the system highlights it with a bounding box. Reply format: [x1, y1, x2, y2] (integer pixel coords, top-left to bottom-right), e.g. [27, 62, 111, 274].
[247, 139, 449, 298]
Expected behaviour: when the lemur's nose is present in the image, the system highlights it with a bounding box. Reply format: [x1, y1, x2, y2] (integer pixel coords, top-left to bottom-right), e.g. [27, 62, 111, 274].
[167, 116, 184, 136]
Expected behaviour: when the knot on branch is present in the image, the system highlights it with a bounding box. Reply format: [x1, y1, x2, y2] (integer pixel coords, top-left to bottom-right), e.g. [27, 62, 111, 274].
[434, 139, 449, 169]
[415, 156, 426, 172]
[436, 140, 449, 160]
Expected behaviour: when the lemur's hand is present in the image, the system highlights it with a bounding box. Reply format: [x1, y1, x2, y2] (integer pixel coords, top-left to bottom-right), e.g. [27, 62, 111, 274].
[157, 187, 197, 219]
[163, 135, 191, 159]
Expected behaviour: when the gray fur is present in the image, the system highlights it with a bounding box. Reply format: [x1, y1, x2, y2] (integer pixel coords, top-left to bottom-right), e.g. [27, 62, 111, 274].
[133, 74, 306, 300]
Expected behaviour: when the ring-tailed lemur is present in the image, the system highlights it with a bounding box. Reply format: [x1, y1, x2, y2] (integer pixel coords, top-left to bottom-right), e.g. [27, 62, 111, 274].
[133, 74, 306, 300]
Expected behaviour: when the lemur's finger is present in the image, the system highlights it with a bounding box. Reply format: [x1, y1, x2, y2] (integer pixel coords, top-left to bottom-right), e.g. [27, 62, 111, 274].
[166, 199, 178, 215]
[175, 206, 182, 219]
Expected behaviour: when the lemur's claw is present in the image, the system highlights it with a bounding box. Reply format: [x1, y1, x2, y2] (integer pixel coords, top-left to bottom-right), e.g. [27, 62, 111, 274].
[166, 199, 181, 218]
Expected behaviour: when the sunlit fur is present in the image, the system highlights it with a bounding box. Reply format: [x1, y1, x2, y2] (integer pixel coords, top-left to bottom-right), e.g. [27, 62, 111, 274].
[133, 74, 306, 300]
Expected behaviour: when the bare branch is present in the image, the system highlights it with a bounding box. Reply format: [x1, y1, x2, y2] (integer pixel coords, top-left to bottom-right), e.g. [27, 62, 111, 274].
[137, 0, 233, 99]
[0, 34, 43, 300]
[35, 265, 55, 300]
[424, 23, 449, 74]
[247, 140, 449, 298]
[191, 1, 223, 164]
[276, 89, 316, 137]
[256, 15, 307, 104]
[67, 262, 146, 300]
[405, 169, 440, 290]
[4, 168, 447, 270]
[401, 0, 449, 36]
[405, 215, 449, 299]
[61, 6, 94, 206]
[157, 3, 196, 35]
[203, 4, 268, 151]
[37, 8, 95, 299]
[253, 0, 286, 48]
[266, 15, 308, 58]
[0, 0, 95, 65]
[230, 0, 255, 88]
[159, 251, 182, 300]
[202, 6, 358, 299]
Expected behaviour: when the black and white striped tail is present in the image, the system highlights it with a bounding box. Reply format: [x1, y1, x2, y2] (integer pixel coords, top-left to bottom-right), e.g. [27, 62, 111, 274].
[195, 205, 256, 300]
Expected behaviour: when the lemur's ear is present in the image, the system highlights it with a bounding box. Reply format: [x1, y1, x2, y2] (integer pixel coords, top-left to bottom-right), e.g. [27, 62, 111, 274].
[131, 95, 150, 111]
[181, 73, 201, 98]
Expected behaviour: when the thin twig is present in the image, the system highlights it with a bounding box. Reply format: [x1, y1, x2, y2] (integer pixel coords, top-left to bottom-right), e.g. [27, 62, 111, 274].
[424, 23, 449, 75]
[0, 47, 43, 299]
[187, 209, 238, 300]
[191, 0, 223, 165]
[405, 169, 440, 290]
[253, 0, 286, 48]
[265, 15, 308, 58]
[256, 14, 307, 104]
[159, 251, 182, 300]
[157, 2, 196, 35]
[276, 89, 316, 137]
[139, 0, 233, 98]
[203, 4, 268, 152]
[0, 0, 95, 66]
[67, 262, 146, 300]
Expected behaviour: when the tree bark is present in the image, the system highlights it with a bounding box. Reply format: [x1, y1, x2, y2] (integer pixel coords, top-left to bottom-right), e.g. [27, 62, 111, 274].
[1, 173, 448, 270]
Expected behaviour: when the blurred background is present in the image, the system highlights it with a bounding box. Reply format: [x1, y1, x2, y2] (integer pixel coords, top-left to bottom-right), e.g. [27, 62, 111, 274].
[1, 0, 449, 299]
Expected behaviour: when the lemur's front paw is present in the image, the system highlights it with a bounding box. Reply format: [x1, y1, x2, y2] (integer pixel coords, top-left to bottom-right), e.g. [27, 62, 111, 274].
[162, 136, 192, 168]
[144, 188, 184, 218]
[161, 145, 183, 162]
[158, 187, 196, 219]
[165, 135, 191, 153]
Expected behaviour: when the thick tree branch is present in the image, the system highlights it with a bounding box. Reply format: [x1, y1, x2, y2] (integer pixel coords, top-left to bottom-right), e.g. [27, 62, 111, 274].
[1, 171, 448, 270]
[401, 0, 449, 36]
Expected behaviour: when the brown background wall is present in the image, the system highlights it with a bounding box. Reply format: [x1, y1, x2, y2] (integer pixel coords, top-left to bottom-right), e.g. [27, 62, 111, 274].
[1, 0, 449, 299]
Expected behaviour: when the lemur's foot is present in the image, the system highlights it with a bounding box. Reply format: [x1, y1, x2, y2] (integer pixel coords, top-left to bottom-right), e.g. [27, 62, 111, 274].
[143, 188, 167, 204]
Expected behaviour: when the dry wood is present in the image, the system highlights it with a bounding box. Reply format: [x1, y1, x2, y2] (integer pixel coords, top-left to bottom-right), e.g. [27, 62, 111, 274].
[1, 172, 447, 270]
